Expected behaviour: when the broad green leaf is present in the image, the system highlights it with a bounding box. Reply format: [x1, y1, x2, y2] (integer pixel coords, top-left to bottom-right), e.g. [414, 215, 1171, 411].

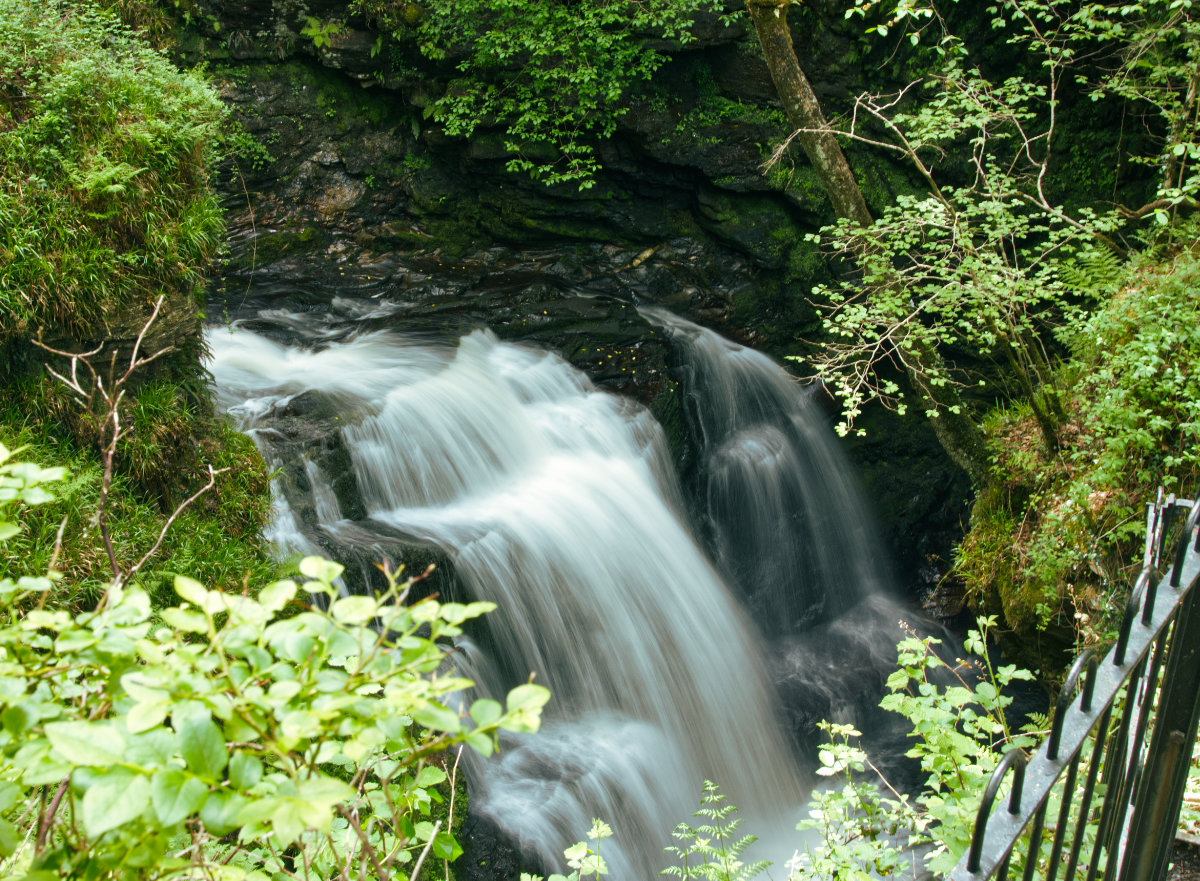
[439, 601, 498, 624]
[45, 721, 125, 766]
[151, 767, 209, 825]
[2, 704, 35, 737]
[432, 830, 462, 860]
[266, 799, 307, 846]
[504, 683, 551, 732]
[229, 752, 263, 789]
[161, 607, 209, 633]
[410, 599, 441, 623]
[200, 790, 247, 836]
[0, 781, 20, 813]
[125, 729, 177, 767]
[463, 730, 494, 757]
[416, 765, 447, 787]
[174, 574, 208, 606]
[564, 842, 588, 862]
[258, 579, 297, 613]
[330, 595, 378, 625]
[412, 701, 461, 733]
[81, 769, 151, 837]
[299, 556, 343, 585]
[17, 576, 53, 593]
[506, 683, 551, 713]
[126, 699, 171, 734]
[0, 817, 18, 857]
[295, 775, 354, 813]
[179, 715, 228, 781]
[469, 698, 503, 729]
[22, 610, 69, 631]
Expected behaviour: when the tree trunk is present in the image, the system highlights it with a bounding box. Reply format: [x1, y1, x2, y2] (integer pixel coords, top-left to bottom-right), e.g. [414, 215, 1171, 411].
[746, 0, 872, 225]
[747, 0, 991, 486]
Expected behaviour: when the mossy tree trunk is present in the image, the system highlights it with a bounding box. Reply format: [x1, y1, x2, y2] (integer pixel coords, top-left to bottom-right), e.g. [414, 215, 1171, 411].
[746, 0, 991, 486]
[745, 0, 872, 226]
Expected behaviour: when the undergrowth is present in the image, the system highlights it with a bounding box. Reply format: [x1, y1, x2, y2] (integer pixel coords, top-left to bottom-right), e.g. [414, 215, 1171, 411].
[957, 232, 1200, 654]
[0, 418, 275, 612]
[0, 0, 226, 343]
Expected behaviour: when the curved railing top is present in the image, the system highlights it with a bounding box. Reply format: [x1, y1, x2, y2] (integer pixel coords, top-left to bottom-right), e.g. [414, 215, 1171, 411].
[950, 490, 1200, 881]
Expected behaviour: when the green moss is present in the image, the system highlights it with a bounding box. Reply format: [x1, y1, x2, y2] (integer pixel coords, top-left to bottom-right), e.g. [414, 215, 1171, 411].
[0, 414, 277, 612]
[0, 1, 278, 614]
[0, 0, 227, 344]
[956, 236, 1200, 660]
[230, 226, 329, 270]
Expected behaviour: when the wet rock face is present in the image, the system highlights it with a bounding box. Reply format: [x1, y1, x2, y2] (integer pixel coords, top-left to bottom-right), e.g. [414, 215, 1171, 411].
[200, 4, 968, 600]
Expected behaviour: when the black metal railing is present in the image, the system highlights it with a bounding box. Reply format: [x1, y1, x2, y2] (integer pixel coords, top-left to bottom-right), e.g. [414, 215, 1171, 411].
[950, 491, 1200, 881]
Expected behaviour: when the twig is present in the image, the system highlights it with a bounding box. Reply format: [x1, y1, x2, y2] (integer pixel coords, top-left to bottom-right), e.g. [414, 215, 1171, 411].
[337, 805, 389, 881]
[445, 748, 463, 881]
[120, 465, 228, 588]
[35, 776, 70, 853]
[409, 820, 441, 881]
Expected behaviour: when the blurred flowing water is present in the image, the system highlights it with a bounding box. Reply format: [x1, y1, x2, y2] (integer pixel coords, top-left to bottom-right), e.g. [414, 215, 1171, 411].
[642, 307, 892, 634]
[208, 315, 811, 878]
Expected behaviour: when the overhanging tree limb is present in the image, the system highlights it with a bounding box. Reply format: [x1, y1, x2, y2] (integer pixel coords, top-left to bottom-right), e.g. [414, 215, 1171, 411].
[746, 0, 874, 226]
[747, 0, 990, 484]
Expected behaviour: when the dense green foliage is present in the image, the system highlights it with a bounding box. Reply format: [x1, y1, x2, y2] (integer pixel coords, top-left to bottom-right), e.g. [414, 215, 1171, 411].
[0, 0, 226, 341]
[0, 418, 272, 611]
[0, 445, 551, 881]
[795, 0, 1196, 442]
[959, 240, 1200, 641]
[788, 619, 1038, 878]
[352, 0, 732, 186]
[0, 0, 273, 599]
[764, 0, 1200, 649]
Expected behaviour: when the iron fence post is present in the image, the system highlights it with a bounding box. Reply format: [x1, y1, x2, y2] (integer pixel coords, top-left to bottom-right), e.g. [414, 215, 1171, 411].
[1118, 563, 1200, 881]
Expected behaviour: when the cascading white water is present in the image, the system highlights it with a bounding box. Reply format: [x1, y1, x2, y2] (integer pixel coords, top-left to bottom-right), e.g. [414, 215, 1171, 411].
[642, 309, 956, 780]
[643, 307, 892, 633]
[208, 321, 807, 879]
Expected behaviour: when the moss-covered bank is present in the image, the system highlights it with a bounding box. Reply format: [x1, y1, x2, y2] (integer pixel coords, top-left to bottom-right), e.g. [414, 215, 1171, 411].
[956, 234, 1200, 672]
[0, 0, 276, 599]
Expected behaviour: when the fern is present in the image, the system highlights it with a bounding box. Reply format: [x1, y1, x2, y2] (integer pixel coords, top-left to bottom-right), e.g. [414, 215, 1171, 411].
[662, 782, 769, 881]
[1058, 245, 1124, 298]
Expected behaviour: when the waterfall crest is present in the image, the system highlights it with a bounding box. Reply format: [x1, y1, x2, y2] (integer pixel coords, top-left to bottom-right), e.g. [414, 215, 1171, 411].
[643, 308, 893, 633]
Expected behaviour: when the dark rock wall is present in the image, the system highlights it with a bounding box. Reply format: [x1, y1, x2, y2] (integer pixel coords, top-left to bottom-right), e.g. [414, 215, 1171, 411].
[189, 0, 969, 597]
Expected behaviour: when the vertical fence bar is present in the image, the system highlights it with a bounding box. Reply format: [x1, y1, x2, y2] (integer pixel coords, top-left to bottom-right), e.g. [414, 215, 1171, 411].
[951, 491, 1200, 881]
[1118, 564, 1200, 881]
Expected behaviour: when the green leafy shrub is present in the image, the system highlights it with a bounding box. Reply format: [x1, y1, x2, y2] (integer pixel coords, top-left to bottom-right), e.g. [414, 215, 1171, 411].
[522, 820, 614, 881]
[792, 619, 1036, 878]
[0, 416, 274, 613]
[0, 0, 226, 342]
[0, 0, 248, 534]
[0, 443, 551, 881]
[353, 0, 734, 187]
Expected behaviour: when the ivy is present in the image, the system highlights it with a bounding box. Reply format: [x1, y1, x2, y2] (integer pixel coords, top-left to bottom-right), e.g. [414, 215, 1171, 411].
[354, 0, 735, 187]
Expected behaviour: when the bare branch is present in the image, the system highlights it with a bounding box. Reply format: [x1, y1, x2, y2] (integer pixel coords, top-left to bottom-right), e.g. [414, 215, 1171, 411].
[336, 805, 389, 881]
[35, 777, 70, 854]
[445, 747, 463, 881]
[409, 820, 441, 881]
[121, 466, 229, 588]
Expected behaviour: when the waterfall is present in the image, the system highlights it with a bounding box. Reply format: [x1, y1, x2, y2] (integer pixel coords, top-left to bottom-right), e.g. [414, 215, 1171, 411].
[639, 310, 958, 775]
[642, 307, 893, 633]
[208, 319, 807, 879]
